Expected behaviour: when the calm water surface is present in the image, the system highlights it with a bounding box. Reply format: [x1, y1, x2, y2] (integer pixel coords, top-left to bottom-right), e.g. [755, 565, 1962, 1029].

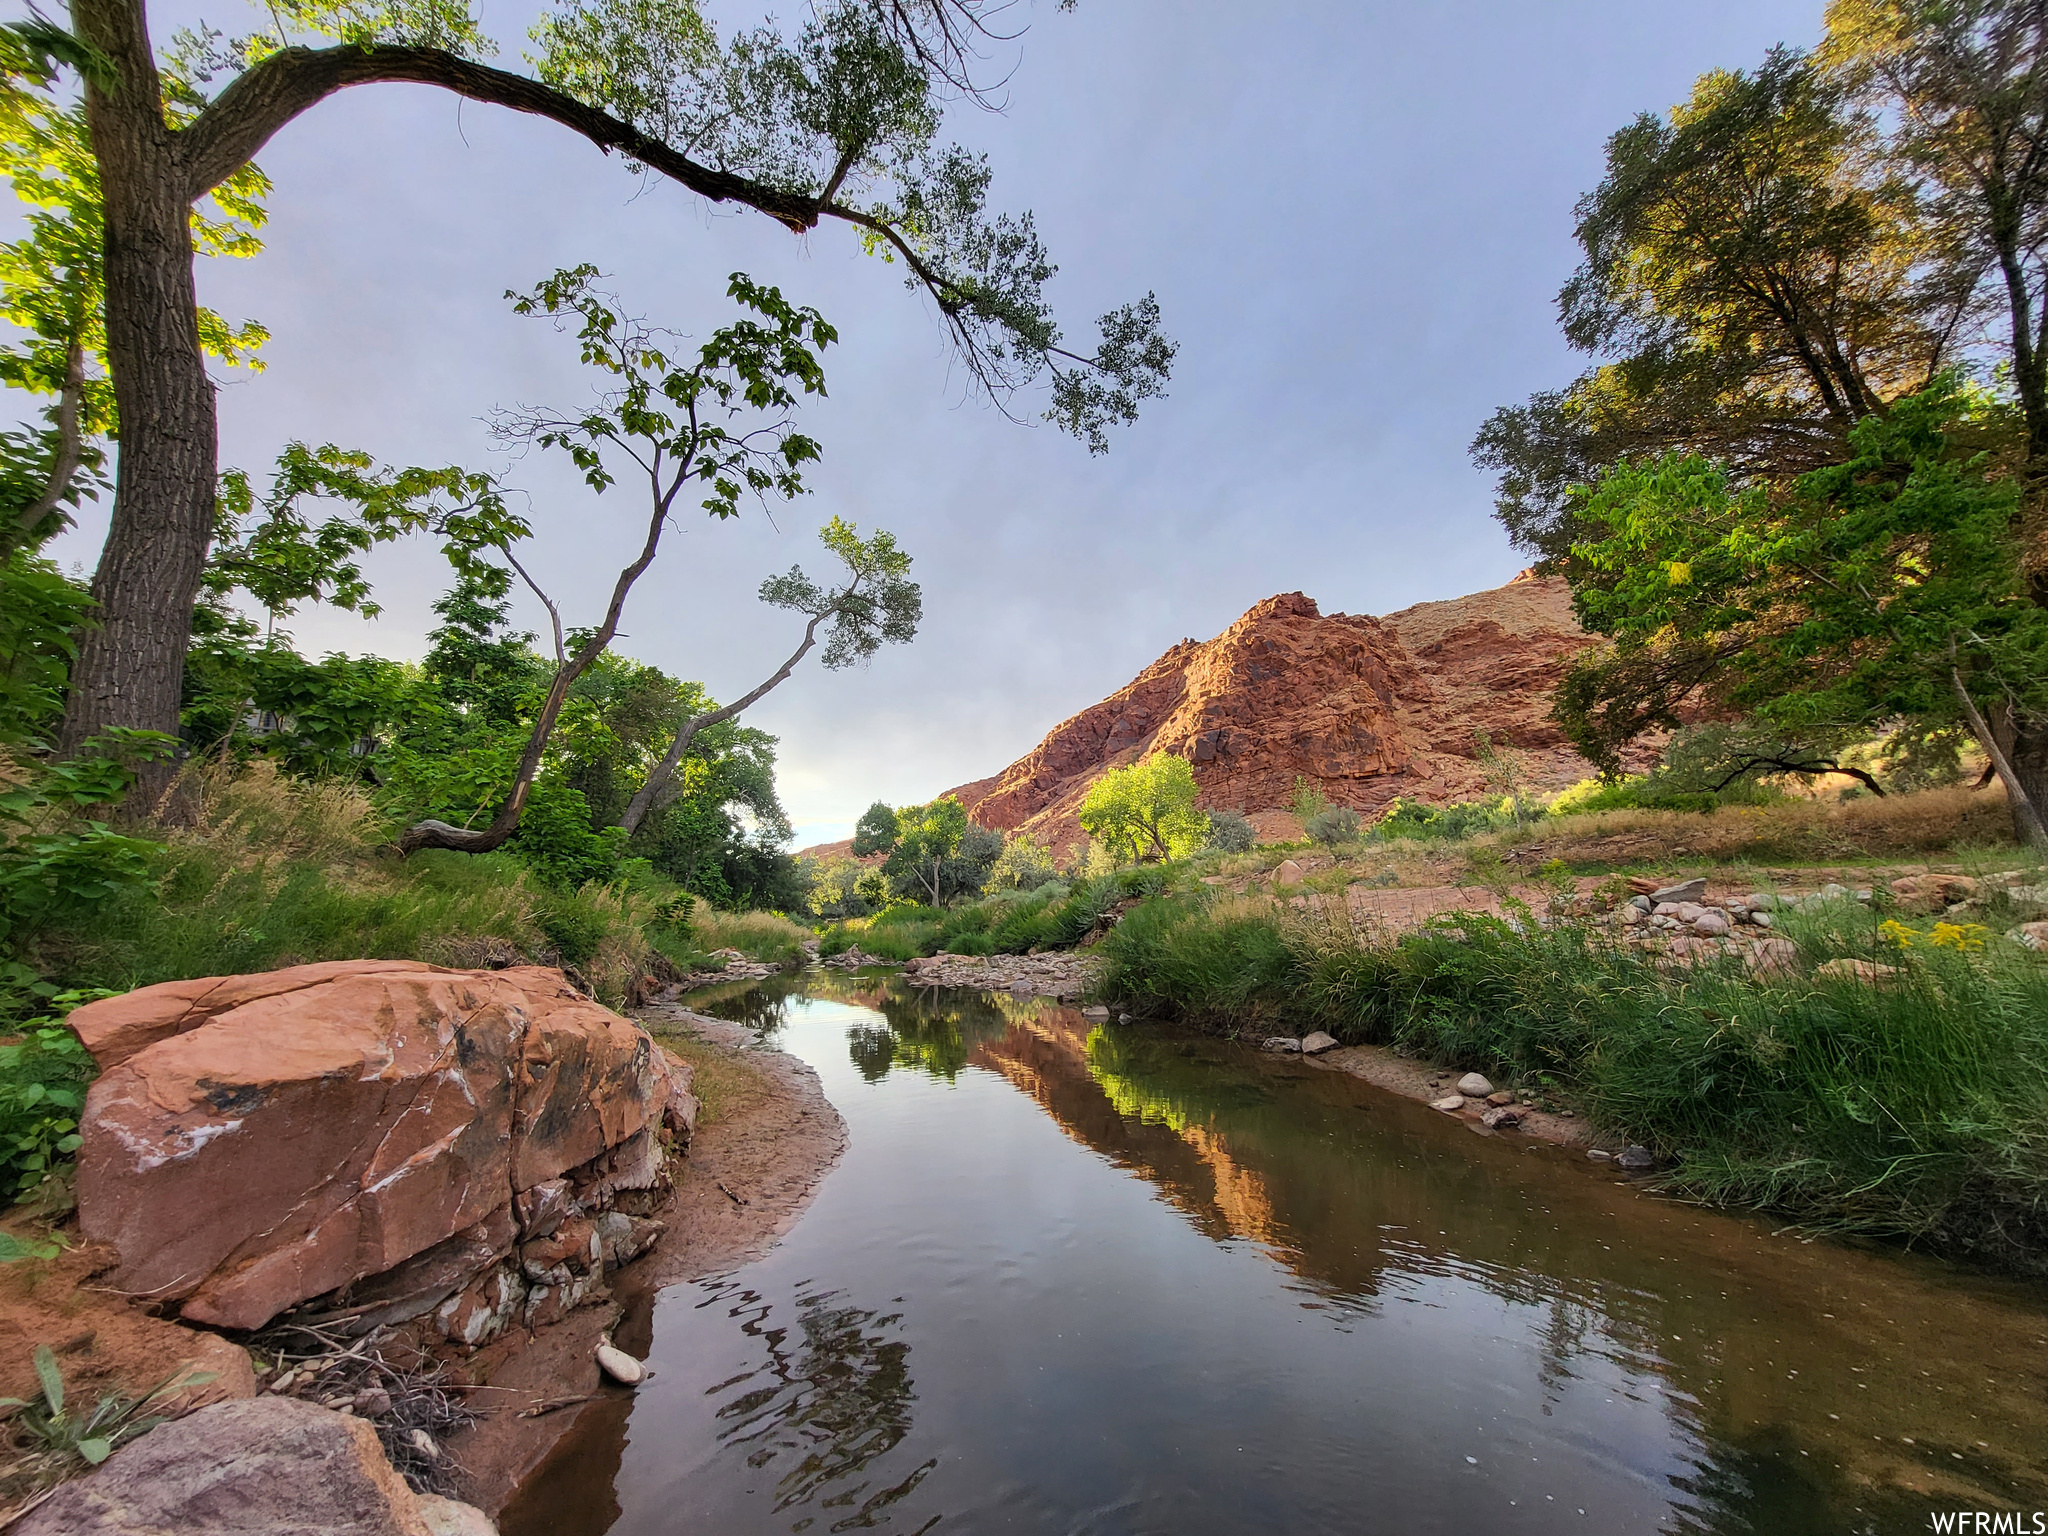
[503, 972, 2048, 1536]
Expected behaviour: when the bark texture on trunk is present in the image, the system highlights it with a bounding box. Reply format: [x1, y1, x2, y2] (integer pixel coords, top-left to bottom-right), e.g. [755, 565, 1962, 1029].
[60, 0, 214, 805]
[2013, 719, 2048, 851]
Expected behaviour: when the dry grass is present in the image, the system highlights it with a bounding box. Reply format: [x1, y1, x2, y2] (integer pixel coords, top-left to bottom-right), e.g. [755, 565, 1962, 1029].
[178, 759, 381, 871]
[649, 1034, 770, 1127]
[686, 904, 810, 966]
[1492, 784, 2016, 870]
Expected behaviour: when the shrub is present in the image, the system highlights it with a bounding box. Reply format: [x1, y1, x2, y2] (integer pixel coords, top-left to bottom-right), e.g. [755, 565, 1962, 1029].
[1303, 806, 1361, 846]
[1546, 773, 1777, 818]
[0, 996, 101, 1202]
[1287, 777, 1328, 825]
[989, 832, 1059, 891]
[1204, 809, 1256, 853]
[1373, 796, 1508, 842]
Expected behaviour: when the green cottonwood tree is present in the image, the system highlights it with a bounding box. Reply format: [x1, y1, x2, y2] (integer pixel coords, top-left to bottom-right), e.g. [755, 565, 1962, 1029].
[18, 0, 1172, 782]
[0, 25, 268, 557]
[1558, 381, 2048, 847]
[1471, 47, 1956, 561]
[1078, 754, 1207, 864]
[878, 795, 995, 905]
[850, 798, 898, 857]
[397, 265, 833, 854]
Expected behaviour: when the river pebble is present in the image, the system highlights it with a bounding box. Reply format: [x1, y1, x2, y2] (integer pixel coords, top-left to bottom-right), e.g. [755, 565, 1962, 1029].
[597, 1342, 645, 1385]
[1456, 1072, 1494, 1097]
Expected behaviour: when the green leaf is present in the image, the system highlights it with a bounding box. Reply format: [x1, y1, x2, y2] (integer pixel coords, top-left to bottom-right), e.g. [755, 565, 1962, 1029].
[33, 1344, 62, 1415]
[77, 1436, 109, 1464]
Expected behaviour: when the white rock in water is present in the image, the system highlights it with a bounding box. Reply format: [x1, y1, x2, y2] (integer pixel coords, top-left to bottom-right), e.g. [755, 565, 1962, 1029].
[596, 1342, 645, 1386]
[1299, 1031, 1340, 1055]
[1456, 1072, 1494, 1097]
[1430, 1095, 1467, 1113]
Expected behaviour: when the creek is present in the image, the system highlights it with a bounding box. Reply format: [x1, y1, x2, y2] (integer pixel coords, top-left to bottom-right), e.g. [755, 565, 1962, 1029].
[502, 971, 2048, 1535]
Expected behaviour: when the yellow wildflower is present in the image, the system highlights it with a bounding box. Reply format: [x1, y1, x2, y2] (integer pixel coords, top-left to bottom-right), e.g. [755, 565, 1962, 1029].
[1928, 922, 1987, 952]
[1877, 919, 1918, 948]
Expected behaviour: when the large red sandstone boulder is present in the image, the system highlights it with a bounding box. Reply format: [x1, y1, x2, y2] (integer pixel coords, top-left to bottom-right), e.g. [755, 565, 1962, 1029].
[70, 963, 693, 1332]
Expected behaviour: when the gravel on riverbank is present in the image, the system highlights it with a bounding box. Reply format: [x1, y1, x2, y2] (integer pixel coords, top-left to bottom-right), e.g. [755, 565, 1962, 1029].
[900, 950, 1106, 999]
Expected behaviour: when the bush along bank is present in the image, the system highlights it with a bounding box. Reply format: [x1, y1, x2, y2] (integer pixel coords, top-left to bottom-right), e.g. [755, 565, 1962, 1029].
[816, 868, 1174, 962]
[1097, 889, 2048, 1277]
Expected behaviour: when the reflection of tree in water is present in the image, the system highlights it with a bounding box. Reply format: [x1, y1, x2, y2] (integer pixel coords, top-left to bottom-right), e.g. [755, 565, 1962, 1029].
[705, 1282, 935, 1532]
[689, 974, 806, 1035]
[1663, 1424, 1918, 1536]
[844, 985, 1021, 1083]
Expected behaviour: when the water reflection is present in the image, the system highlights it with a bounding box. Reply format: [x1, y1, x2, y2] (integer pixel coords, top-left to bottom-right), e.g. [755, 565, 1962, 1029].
[515, 974, 2048, 1535]
[699, 1281, 930, 1531]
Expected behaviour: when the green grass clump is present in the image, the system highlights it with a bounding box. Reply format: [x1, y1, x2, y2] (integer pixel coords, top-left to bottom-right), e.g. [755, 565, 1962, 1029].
[1101, 890, 2048, 1274]
[29, 763, 679, 1008]
[1105, 896, 1296, 1031]
[685, 906, 809, 968]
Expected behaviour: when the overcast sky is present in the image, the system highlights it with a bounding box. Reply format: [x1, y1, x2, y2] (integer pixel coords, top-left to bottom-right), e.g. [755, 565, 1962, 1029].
[47, 0, 1829, 846]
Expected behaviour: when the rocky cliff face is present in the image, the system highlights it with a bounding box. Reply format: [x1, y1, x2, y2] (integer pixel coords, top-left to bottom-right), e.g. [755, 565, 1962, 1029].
[944, 573, 1621, 855]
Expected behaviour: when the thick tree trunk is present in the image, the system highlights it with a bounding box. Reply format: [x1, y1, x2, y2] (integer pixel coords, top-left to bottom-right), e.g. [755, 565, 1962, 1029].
[61, 0, 215, 809]
[2013, 718, 2048, 852]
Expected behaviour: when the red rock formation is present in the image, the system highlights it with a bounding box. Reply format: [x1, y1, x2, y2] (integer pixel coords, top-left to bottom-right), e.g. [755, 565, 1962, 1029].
[945, 573, 1627, 856]
[70, 962, 696, 1333]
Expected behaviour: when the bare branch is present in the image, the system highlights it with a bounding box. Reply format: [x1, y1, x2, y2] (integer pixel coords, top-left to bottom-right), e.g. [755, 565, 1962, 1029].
[14, 339, 85, 540]
[501, 544, 567, 666]
[617, 610, 826, 834]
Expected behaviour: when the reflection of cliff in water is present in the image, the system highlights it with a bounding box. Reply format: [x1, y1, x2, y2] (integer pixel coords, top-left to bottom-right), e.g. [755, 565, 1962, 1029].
[955, 1001, 2043, 1526]
[699, 1279, 934, 1531]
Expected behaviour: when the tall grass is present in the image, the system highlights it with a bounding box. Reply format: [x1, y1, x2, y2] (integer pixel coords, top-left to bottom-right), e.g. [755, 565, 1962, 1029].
[1506, 783, 2014, 863]
[687, 905, 810, 967]
[29, 763, 682, 1008]
[1101, 890, 2048, 1273]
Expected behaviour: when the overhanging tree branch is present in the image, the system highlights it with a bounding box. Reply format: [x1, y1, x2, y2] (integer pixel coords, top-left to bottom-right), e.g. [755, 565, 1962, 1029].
[176, 44, 823, 230]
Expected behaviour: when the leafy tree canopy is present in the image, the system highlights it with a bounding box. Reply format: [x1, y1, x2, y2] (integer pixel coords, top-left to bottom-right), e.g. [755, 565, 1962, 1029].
[1078, 755, 1207, 864]
[1472, 46, 1959, 561]
[851, 798, 898, 857]
[1558, 379, 2048, 842]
